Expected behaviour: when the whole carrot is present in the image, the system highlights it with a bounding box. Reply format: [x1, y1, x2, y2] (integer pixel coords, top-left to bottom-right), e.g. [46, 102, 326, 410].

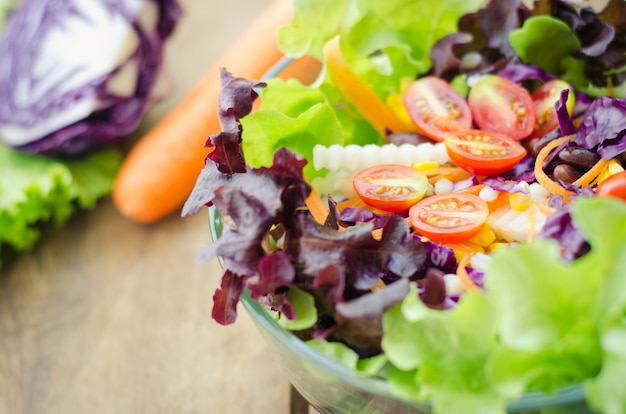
[112, 0, 321, 224]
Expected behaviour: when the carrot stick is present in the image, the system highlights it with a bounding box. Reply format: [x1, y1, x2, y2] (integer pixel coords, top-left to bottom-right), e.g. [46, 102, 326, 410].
[572, 158, 611, 188]
[533, 135, 575, 200]
[113, 0, 321, 224]
[456, 253, 478, 291]
[304, 187, 329, 225]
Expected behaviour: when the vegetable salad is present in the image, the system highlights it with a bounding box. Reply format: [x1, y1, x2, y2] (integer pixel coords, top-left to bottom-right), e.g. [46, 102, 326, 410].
[183, 1, 626, 413]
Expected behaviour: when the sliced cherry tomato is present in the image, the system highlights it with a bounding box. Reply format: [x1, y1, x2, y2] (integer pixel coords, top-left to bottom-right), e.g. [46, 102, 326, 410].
[529, 79, 575, 139]
[408, 193, 489, 243]
[596, 171, 626, 202]
[352, 164, 428, 212]
[468, 75, 536, 140]
[403, 76, 472, 142]
[444, 130, 527, 176]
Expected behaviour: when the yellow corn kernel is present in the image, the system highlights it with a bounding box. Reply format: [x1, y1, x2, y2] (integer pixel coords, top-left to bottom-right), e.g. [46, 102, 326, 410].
[487, 242, 509, 253]
[413, 161, 439, 172]
[448, 242, 484, 262]
[467, 224, 496, 247]
[509, 182, 532, 212]
[597, 159, 624, 184]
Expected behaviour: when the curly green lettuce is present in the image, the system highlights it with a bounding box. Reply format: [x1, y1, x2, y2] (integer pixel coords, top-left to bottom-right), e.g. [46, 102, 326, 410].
[0, 144, 122, 268]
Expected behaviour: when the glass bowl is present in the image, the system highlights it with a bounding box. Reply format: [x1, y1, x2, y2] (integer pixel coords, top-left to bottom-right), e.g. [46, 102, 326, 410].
[209, 207, 593, 414]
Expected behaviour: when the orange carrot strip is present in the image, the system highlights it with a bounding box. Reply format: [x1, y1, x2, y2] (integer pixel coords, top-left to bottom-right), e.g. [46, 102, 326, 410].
[527, 201, 536, 243]
[487, 191, 510, 213]
[323, 36, 410, 136]
[456, 253, 478, 291]
[537, 201, 556, 216]
[456, 183, 486, 195]
[533, 135, 575, 200]
[305, 187, 329, 225]
[572, 158, 611, 188]
[113, 0, 321, 224]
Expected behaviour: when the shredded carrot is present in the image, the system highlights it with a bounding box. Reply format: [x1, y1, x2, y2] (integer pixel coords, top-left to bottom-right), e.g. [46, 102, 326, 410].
[456, 253, 479, 291]
[456, 183, 486, 195]
[335, 197, 389, 215]
[536, 201, 556, 216]
[336, 197, 369, 211]
[305, 187, 329, 225]
[527, 201, 536, 243]
[487, 191, 510, 213]
[533, 135, 575, 200]
[572, 158, 611, 188]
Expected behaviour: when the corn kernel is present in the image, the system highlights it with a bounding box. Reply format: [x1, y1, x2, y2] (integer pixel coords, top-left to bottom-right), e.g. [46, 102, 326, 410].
[487, 242, 509, 253]
[597, 159, 624, 184]
[467, 224, 496, 247]
[413, 161, 439, 172]
[509, 181, 531, 212]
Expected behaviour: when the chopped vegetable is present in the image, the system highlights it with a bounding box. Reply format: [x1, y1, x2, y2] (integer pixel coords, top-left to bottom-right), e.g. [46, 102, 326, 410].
[0, 144, 122, 268]
[352, 164, 428, 213]
[113, 0, 322, 223]
[444, 130, 527, 176]
[467, 75, 536, 140]
[402, 76, 472, 142]
[0, 0, 182, 155]
[408, 193, 489, 243]
[183, 1, 626, 413]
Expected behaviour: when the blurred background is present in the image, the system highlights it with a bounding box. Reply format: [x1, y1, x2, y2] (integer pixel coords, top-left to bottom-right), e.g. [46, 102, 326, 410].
[0, 0, 295, 412]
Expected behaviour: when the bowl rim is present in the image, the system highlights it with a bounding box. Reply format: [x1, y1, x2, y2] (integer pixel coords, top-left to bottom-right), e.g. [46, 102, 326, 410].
[208, 204, 587, 411]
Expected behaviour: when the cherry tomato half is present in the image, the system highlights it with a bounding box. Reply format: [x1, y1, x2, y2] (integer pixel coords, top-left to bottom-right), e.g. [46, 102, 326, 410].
[529, 79, 575, 139]
[468, 75, 536, 140]
[596, 171, 626, 202]
[403, 76, 473, 142]
[352, 164, 428, 212]
[409, 193, 489, 243]
[444, 130, 528, 176]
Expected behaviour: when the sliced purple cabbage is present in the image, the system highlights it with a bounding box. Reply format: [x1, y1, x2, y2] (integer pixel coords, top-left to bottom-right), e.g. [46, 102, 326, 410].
[555, 88, 577, 136]
[574, 96, 626, 160]
[0, 0, 182, 155]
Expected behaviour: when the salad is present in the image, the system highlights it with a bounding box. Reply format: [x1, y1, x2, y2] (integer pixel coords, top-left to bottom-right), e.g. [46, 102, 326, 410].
[183, 0, 626, 413]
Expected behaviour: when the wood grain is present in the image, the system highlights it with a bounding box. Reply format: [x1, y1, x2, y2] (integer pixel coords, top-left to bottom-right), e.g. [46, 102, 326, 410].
[0, 0, 293, 413]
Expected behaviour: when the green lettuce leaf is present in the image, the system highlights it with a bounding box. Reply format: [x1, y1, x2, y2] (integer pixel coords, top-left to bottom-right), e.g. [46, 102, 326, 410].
[382, 286, 505, 413]
[241, 78, 382, 178]
[0, 144, 122, 267]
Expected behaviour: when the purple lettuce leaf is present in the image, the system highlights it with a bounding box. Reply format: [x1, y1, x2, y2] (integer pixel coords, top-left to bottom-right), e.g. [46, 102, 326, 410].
[207, 68, 266, 174]
[418, 268, 448, 310]
[429, 0, 528, 80]
[212, 270, 246, 325]
[379, 215, 426, 278]
[332, 278, 411, 353]
[248, 250, 296, 301]
[555, 1, 626, 86]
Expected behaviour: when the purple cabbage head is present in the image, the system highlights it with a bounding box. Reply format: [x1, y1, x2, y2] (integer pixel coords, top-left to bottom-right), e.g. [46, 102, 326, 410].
[0, 0, 182, 155]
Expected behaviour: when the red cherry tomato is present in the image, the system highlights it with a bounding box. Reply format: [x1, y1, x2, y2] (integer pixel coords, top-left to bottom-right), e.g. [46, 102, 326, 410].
[403, 76, 473, 142]
[596, 171, 626, 202]
[529, 79, 575, 139]
[468, 75, 536, 140]
[352, 164, 428, 212]
[408, 193, 489, 243]
[444, 129, 528, 176]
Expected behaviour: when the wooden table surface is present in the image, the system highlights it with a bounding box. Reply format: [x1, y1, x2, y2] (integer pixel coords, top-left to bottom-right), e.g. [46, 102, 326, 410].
[0, 0, 297, 413]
